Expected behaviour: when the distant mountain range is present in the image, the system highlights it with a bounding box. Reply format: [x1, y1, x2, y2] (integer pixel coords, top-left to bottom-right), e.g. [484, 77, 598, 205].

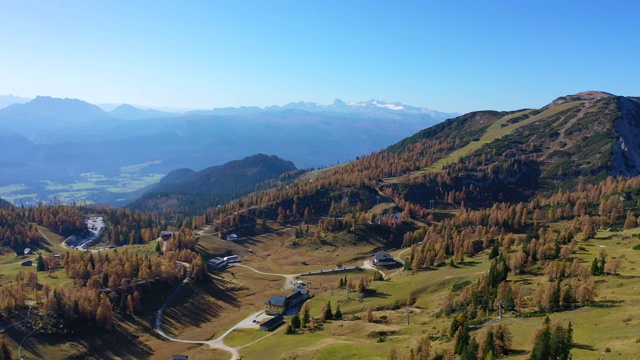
[0, 95, 458, 121]
[184, 99, 456, 120]
[0, 95, 456, 205]
[0, 95, 30, 110]
[3, 90, 639, 211]
[107, 104, 181, 120]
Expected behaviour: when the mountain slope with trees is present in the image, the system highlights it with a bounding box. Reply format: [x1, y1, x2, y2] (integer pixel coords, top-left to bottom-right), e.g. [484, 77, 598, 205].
[129, 154, 298, 213]
[237, 91, 640, 215]
[0, 198, 12, 208]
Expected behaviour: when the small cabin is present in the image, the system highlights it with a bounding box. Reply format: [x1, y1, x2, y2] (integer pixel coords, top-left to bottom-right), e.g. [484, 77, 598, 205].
[21, 260, 32, 267]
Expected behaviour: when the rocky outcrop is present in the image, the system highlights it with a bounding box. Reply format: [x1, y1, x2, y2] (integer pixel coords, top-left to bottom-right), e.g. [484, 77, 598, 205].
[612, 97, 640, 177]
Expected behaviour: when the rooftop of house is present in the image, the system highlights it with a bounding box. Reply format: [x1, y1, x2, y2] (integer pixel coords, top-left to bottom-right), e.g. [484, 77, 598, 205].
[373, 252, 393, 260]
[260, 314, 284, 328]
[287, 291, 304, 303]
[266, 295, 287, 307]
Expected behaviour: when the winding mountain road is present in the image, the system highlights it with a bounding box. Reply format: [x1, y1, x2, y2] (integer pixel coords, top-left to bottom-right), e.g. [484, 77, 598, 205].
[155, 263, 295, 359]
[155, 258, 410, 358]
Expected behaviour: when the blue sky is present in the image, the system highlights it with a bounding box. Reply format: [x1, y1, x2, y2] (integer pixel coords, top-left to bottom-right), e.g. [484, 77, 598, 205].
[1, 0, 639, 113]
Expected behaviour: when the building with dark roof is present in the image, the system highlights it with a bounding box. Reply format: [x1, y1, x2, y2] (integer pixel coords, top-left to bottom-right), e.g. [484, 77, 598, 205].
[372, 252, 395, 266]
[265, 288, 310, 315]
[286, 290, 305, 308]
[265, 295, 287, 315]
[259, 314, 284, 331]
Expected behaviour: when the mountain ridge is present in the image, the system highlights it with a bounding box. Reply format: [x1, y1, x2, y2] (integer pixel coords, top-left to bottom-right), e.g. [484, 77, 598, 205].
[0, 94, 31, 110]
[108, 104, 181, 120]
[129, 153, 297, 212]
[187, 98, 458, 121]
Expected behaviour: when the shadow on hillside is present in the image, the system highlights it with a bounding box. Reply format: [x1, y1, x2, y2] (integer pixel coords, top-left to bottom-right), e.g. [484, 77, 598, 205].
[238, 236, 266, 246]
[71, 323, 155, 360]
[363, 289, 390, 298]
[202, 278, 241, 308]
[38, 243, 53, 253]
[590, 299, 624, 308]
[459, 260, 481, 266]
[508, 349, 528, 356]
[162, 294, 225, 337]
[14, 333, 45, 359]
[3, 324, 46, 359]
[511, 278, 534, 285]
[615, 274, 640, 280]
[16, 320, 155, 360]
[573, 343, 596, 351]
[129, 315, 165, 341]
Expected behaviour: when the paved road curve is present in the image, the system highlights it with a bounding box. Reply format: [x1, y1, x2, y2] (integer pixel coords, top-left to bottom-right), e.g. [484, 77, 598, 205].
[155, 264, 278, 359]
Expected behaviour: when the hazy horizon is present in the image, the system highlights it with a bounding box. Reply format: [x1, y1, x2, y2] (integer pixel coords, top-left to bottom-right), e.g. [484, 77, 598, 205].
[0, 94, 458, 114]
[1, 1, 639, 114]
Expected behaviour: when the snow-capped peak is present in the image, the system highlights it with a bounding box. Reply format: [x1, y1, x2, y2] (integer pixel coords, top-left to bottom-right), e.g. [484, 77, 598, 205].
[347, 100, 404, 111]
[371, 100, 404, 111]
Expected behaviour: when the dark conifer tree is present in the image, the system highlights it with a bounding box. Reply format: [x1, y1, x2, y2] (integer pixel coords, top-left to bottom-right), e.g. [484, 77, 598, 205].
[334, 304, 342, 319]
